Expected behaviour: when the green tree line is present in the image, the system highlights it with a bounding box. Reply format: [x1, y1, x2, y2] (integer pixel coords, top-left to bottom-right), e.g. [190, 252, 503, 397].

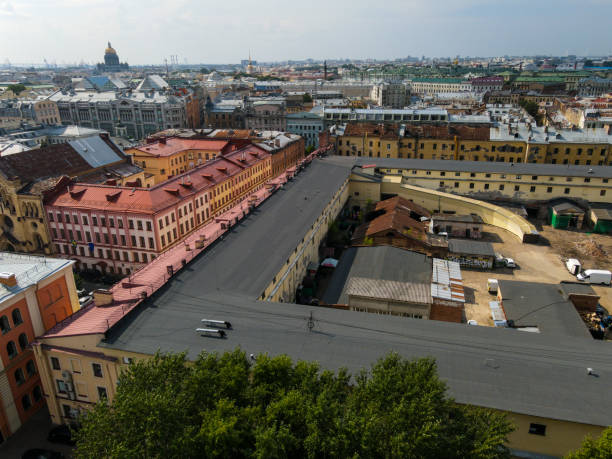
[74, 350, 514, 458]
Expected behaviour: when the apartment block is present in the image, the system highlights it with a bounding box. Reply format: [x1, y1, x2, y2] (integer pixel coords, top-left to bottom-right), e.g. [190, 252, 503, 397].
[0, 134, 147, 255]
[125, 137, 235, 184]
[0, 253, 79, 443]
[44, 145, 272, 274]
[330, 121, 612, 166]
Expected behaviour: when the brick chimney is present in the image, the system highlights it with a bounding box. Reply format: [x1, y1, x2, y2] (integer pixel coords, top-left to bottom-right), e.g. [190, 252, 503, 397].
[0, 272, 17, 287]
[93, 289, 113, 306]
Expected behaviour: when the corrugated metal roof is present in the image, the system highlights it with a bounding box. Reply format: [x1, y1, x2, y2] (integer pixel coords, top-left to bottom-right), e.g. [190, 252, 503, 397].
[346, 277, 431, 304]
[431, 258, 464, 303]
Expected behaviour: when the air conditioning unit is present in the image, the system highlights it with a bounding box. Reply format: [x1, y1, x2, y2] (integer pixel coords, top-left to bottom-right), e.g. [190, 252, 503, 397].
[61, 370, 73, 382]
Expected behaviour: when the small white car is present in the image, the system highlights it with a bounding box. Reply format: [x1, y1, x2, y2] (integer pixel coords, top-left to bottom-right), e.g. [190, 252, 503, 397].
[504, 258, 516, 269]
[467, 320, 478, 326]
[79, 295, 93, 307]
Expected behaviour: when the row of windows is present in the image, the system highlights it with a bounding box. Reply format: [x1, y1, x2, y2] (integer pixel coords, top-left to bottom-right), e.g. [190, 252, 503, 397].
[412, 170, 609, 184]
[6, 333, 29, 359]
[0, 309, 23, 334]
[48, 212, 153, 232]
[14, 359, 37, 386]
[56, 244, 156, 264]
[437, 181, 607, 196]
[51, 357, 104, 377]
[52, 228, 156, 248]
[21, 386, 43, 412]
[339, 138, 609, 156]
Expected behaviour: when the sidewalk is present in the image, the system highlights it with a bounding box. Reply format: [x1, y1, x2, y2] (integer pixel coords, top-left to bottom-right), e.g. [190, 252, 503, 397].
[0, 406, 73, 459]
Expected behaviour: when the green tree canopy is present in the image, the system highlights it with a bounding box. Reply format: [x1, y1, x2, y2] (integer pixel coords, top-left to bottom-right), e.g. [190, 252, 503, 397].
[566, 427, 612, 459]
[7, 83, 26, 95]
[302, 93, 313, 103]
[74, 350, 513, 459]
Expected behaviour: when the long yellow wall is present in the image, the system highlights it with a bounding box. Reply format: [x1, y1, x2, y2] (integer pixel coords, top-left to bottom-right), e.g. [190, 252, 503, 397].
[263, 177, 350, 302]
[505, 411, 606, 458]
[377, 177, 537, 241]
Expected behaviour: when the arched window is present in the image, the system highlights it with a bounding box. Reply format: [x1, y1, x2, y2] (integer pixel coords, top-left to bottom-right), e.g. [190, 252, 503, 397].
[7, 341, 17, 359]
[18, 333, 28, 351]
[26, 360, 36, 377]
[14, 368, 25, 386]
[21, 394, 31, 411]
[12, 309, 22, 326]
[0, 315, 9, 334]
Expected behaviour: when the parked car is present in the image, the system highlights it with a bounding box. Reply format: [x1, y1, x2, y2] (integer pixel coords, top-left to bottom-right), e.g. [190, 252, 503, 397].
[577, 269, 612, 285]
[504, 258, 516, 269]
[79, 295, 93, 307]
[467, 320, 478, 326]
[21, 449, 64, 459]
[76, 288, 86, 297]
[47, 424, 77, 446]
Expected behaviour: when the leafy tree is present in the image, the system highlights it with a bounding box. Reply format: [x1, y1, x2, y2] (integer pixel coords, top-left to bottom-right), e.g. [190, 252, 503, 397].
[302, 93, 313, 103]
[305, 145, 315, 154]
[200, 67, 210, 74]
[7, 83, 26, 95]
[566, 427, 612, 459]
[74, 350, 513, 459]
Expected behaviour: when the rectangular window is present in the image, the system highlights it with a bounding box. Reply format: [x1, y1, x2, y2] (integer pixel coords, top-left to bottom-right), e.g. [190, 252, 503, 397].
[528, 423, 546, 436]
[92, 363, 103, 378]
[56, 380, 67, 394]
[530, 186, 536, 192]
[51, 357, 60, 370]
[97, 386, 108, 401]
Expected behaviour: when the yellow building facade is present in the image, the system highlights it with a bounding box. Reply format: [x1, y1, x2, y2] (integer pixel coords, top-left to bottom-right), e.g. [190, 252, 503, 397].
[365, 161, 612, 204]
[334, 129, 612, 166]
[125, 138, 233, 184]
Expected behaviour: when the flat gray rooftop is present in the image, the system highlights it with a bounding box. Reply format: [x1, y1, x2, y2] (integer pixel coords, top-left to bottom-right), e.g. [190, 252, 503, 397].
[498, 280, 592, 339]
[322, 246, 432, 305]
[166, 158, 352, 299]
[98, 157, 612, 428]
[101, 289, 612, 427]
[356, 157, 612, 179]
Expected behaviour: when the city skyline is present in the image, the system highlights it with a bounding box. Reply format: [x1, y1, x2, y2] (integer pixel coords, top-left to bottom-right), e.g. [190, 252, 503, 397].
[1, 0, 612, 66]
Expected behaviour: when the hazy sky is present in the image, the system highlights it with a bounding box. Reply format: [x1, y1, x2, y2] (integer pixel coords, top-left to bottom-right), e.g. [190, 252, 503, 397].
[2, 0, 612, 65]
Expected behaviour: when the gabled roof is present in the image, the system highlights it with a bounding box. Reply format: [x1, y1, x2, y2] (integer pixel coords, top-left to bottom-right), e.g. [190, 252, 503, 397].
[0, 135, 126, 192]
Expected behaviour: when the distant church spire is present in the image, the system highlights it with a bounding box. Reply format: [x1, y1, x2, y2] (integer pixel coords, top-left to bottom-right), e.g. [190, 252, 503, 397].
[108, 41, 112, 48]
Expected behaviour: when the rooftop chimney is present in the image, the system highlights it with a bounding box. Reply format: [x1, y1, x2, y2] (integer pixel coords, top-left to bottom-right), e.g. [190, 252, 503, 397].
[0, 272, 17, 287]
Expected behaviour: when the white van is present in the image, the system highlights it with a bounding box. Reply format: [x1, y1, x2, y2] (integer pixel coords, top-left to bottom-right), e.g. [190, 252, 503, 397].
[577, 269, 611, 285]
[566, 259, 581, 275]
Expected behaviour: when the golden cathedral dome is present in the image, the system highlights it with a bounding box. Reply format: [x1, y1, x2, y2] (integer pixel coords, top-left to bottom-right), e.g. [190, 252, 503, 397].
[105, 42, 117, 55]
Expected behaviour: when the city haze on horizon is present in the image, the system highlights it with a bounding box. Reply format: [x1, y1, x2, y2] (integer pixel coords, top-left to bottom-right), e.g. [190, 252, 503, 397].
[1, 0, 612, 66]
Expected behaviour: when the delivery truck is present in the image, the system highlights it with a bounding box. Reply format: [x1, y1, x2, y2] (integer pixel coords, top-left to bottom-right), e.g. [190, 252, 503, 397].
[577, 269, 611, 285]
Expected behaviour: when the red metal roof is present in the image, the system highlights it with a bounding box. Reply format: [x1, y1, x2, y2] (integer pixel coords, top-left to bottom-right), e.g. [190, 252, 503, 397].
[45, 145, 270, 214]
[133, 138, 230, 157]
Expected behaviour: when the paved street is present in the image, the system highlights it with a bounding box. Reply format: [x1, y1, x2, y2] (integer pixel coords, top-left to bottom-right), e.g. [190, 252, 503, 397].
[0, 407, 73, 459]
